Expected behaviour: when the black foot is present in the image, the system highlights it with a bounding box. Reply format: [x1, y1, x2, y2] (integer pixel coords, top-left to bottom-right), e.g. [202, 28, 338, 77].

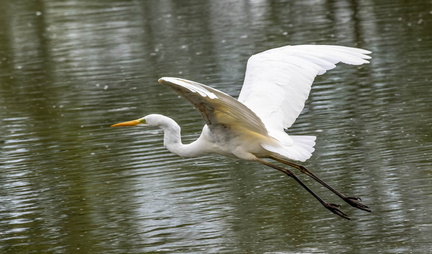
[324, 203, 351, 220]
[343, 196, 371, 212]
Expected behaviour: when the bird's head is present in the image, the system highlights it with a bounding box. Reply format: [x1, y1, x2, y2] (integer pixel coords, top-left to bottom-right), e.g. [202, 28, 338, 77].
[111, 114, 173, 128]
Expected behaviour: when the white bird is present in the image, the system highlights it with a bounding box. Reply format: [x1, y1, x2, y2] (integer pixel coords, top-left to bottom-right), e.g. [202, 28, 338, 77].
[112, 45, 372, 220]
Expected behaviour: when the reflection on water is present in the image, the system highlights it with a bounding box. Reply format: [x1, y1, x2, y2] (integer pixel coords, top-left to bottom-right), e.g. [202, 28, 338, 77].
[1, 0, 432, 253]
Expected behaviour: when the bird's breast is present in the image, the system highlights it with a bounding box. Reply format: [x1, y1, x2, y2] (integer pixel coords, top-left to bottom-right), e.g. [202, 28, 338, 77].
[205, 124, 271, 158]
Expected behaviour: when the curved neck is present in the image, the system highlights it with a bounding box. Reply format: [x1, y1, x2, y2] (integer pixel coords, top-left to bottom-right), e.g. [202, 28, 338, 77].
[157, 116, 205, 157]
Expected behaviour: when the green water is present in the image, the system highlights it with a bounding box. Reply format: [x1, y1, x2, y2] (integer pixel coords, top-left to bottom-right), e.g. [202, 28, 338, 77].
[1, 0, 431, 253]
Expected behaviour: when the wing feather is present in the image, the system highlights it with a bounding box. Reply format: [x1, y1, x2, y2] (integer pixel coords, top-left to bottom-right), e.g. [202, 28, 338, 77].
[158, 77, 268, 136]
[238, 45, 371, 135]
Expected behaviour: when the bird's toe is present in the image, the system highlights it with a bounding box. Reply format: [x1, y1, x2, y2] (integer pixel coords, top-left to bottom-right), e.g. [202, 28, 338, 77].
[344, 196, 371, 212]
[324, 203, 351, 220]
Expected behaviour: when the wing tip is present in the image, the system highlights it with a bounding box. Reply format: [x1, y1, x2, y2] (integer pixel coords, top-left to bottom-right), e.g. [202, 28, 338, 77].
[159, 76, 178, 84]
[158, 77, 219, 99]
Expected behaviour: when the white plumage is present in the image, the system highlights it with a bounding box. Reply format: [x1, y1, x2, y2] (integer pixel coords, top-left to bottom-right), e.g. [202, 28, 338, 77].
[112, 44, 372, 220]
[239, 45, 370, 161]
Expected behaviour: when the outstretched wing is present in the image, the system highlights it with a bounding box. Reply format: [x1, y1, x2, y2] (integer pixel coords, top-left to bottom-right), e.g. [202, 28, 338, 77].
[238, 45, 371, 133]
[158, 77, 268, 136]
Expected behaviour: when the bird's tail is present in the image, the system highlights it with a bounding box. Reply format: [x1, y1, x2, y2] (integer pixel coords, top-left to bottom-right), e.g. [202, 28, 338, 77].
[262, 135, 316, 162]
[290, 135, 316, 161]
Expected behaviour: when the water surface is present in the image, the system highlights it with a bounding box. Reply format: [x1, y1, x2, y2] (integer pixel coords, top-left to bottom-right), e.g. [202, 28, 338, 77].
[1, 0, 432, 253]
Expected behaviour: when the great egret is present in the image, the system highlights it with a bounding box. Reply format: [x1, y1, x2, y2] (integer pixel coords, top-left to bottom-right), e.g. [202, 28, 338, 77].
[112, 45, 372, 220]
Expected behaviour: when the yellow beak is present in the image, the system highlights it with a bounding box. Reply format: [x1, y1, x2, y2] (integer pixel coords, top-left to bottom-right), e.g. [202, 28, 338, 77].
[111, 119, 141, 127]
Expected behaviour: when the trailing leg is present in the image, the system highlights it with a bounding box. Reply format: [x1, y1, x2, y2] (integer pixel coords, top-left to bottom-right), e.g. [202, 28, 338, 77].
[255, 158, 351, 220]
[269, 156, 370, 212]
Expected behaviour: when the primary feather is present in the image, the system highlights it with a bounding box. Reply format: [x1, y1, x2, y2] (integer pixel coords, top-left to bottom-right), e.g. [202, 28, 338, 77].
[238, 45, 371, 132]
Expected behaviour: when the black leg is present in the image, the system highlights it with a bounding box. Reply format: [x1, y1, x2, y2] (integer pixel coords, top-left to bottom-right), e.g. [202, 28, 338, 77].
[256, 158, 352, 220]
[269, 156, 371, 212]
